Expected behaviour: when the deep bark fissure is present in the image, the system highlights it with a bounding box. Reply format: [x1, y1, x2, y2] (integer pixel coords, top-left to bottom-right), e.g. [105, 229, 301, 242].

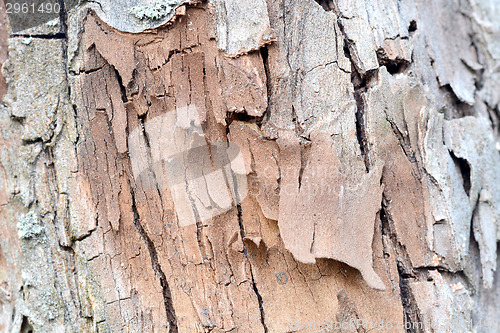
[380, 195, 424, 333]
[130, 188, 178, 333]
[313, 0, 334, 11]
[376, 49, 410, 75]
[260, 45, 271, 130]
[151, 49, 186, 72]
[344, 41, 373, 171]
[112, 67, 129, 103]
[58, 0, 68, 38]
[397, 260, 424, 333]
[113, 58, 177, 330]
[450, 151, 472, 197]
[354, 91, 369, 171]
[235, 204, 268, 333]
[385, 116, 418, 166]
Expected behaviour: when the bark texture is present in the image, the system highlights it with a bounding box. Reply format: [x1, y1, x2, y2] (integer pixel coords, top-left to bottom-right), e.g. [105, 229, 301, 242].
[0, 0, 499, 332]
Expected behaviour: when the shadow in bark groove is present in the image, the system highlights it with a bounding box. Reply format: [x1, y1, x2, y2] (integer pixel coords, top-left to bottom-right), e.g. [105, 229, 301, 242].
[130, 189, 178, 333]
[380, 195, 425, 333]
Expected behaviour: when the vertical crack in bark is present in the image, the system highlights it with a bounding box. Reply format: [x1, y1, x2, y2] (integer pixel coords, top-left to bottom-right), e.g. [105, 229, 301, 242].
[235, 204, 268, 333]
[354, 88, 369, 172]
[222, 44, 276, 333]
[380, 194, 424, 333]
[113, 60, 176, 330]
[58, 0, 69, 81]
[260, 45, 270, 130]
[449, 151, 471, 197]
[229, 154, 267, 331]
[344, 41, 372, 171]
[327, 3, 381, 173]
[396, 260, 424, 333]
[58, 0, 68, 38]
[385, 117, 418, 166]
[112, 67, 129, 103]
[130, 188, 178, 333]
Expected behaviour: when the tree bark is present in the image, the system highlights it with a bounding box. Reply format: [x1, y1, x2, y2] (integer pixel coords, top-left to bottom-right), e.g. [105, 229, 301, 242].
[0, 0, 499, 332]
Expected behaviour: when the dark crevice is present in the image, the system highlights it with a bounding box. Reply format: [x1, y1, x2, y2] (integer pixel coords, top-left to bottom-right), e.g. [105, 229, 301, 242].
[397, 261, 424, 333]
[9, 113, 25, 124]
[21, 137, 43, 145]
[354, 92, 369, 171]
[225, 45, 267, 130]
[190, 153, 208, 265]
[380, 194, 425, 333]
[260, 45, 270, 129]
[10, 33, 66, 39]
[225, 109, 265, 142]
[441, 84, 474, 118]
[469, 37, 486, 92]
[236, 204, 268, 333]
[408, 20, 417, 34]
[58, 0, 68, 37]
[473, 67, 485, 92]
[226, 111, 261, 125]
[486, 106, 499, 139]
[450, 151, 471, 196]
[83, 65, 106, 74]
[291, 105, 302, 136]
[132, 113, 177, 332]
[313, 0, 334, 11]
[130, 189, 178, 333]
[195, 218, 207, 263]
[344, 41, 373, 171]
[112, 66, 129, 103]
[377, 49, 410, 75]
[226, 51, 266, 127]
[20, 315, 34, 333]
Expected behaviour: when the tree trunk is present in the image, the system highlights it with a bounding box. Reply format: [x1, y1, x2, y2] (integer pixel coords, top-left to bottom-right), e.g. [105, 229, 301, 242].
[0, 0, 499, 332]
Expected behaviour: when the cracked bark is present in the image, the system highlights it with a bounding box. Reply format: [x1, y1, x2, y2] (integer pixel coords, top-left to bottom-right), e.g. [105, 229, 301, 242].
[1, 0, 500, 332]
[130, 188, 178, 333]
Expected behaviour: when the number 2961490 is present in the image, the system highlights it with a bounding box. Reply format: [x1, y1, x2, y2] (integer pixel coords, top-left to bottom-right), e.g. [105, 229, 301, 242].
[6, 2, 61, 14]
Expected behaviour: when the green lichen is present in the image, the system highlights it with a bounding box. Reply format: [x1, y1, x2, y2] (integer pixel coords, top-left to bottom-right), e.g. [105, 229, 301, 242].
[17, 211, 43, 239]
[130, 0, 179, 21]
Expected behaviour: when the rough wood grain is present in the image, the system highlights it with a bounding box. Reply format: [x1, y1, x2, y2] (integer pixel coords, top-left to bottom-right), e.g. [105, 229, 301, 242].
[0, 0, 499, 332]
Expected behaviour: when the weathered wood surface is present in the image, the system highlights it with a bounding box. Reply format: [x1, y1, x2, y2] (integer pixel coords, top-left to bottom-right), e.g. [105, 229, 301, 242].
[0, 0, 499, 332]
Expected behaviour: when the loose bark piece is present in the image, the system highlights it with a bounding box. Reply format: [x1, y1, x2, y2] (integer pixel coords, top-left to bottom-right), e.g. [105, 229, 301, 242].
[277, 130, 385, 290]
